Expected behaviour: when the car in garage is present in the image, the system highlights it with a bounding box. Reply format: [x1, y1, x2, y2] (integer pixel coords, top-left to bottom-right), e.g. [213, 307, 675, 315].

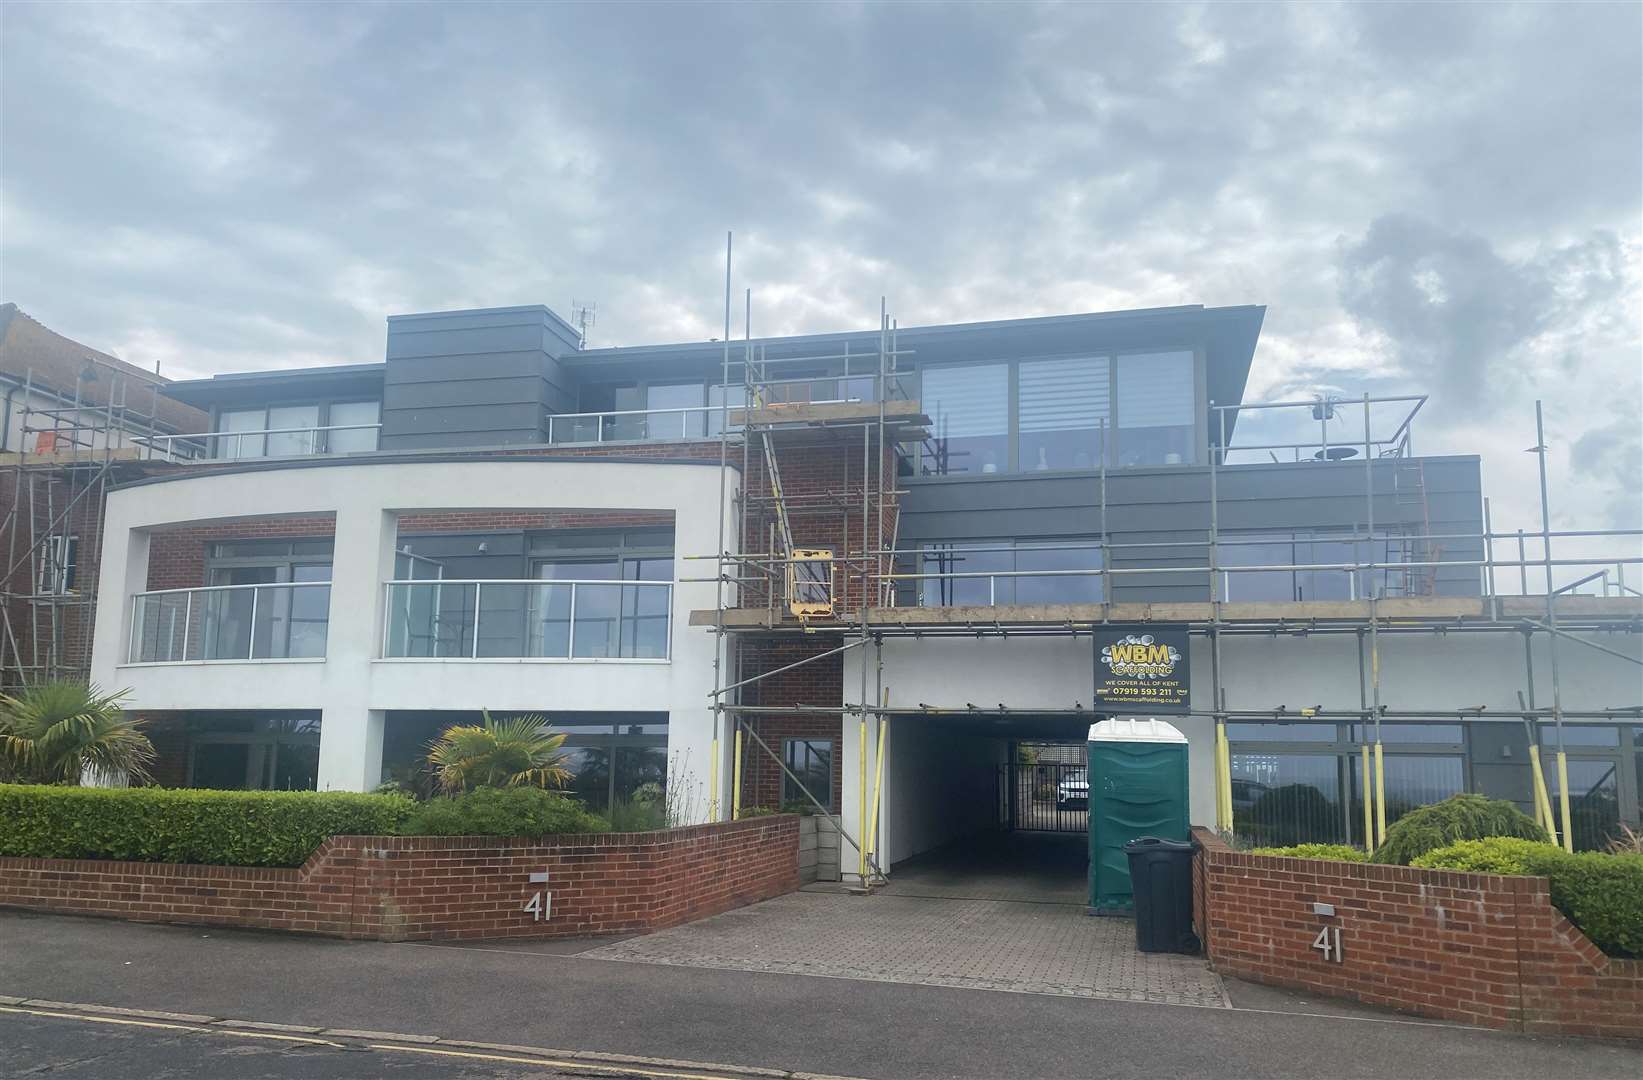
[1056, 768, 1089, 810]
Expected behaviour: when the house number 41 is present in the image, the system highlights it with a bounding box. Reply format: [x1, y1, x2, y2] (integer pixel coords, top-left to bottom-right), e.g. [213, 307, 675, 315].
[1312, 926, 1343, 963]
[524, 871, 552, 922]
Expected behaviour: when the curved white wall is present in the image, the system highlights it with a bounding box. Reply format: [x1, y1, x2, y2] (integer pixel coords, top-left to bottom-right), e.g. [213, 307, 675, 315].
[90, 457, 739, 812]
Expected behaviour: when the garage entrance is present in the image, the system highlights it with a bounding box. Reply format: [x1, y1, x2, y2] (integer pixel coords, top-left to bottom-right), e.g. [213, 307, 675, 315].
[875, 714, 1092, 905]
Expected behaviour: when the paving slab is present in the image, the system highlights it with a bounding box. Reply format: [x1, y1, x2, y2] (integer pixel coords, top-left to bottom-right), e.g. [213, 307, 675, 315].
[582, 890, 1228, 1008]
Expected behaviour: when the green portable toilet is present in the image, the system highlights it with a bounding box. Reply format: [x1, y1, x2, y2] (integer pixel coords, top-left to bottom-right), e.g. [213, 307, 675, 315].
[1087, 718, 1190, 914]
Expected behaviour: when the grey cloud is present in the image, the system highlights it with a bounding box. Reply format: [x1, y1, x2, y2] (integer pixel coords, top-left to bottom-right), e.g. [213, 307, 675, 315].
[0, 1, 1637, 531]
[1336, 215, 1629, 402]
[1571, 414, 1643, 532]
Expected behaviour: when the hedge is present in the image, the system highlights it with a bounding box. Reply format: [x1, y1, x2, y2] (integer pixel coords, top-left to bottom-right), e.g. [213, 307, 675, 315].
[0, 784, 413, 868]
[399, 786, 607, 837]
[1248, 843, 1367, 862]
[1414, 837, 1643, 958]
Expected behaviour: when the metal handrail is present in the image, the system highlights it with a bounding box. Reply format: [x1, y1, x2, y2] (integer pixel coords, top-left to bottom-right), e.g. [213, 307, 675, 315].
[382, 578, 672, 660]
[135, 423, 383, 459]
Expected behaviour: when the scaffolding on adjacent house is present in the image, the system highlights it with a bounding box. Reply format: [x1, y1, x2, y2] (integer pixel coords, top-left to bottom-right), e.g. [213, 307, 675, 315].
[0, 369, 171, 692]
[689, 246, 1641, 876]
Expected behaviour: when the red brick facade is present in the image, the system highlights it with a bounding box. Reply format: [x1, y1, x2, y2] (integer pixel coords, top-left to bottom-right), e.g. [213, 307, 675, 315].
[0, 816, 799, 942]
[145, 514, 337, 590]
[1192, 828, 1643, 1037]
[734, 634, 846, 813]
[0, 468, 113, 690]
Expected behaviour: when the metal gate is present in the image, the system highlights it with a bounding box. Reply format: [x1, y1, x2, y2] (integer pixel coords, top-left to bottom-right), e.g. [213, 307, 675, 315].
[1005, 760, 1089, 833]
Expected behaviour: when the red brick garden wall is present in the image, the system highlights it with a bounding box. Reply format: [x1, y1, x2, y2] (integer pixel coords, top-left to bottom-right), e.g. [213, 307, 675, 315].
[1192, 827, 1643, 1037]
[0, 816, 799, 942]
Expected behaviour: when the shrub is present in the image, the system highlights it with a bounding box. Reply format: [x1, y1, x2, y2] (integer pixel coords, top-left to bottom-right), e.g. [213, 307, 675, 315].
[1414, 838, 1643, 958]
[0, 784, 412, 867]
[1369, 793, 1548, 865]
[1248, 843, 1368, 862]
[399, 786, 605, 837]
[0, 682, 153, 785]
[1410, 836, 1558, 875]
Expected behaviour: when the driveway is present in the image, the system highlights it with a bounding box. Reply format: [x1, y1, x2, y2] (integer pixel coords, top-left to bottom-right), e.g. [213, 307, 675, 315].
[584, 832, 1228, 1008]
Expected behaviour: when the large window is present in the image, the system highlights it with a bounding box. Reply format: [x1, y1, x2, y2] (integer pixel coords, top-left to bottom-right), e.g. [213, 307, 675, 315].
[214, 401, 379, 459]
[1018, 356, 1109, 470]
[204, 540, 334, 660]
[1229, 720, 1466, 847]
[552, 716, 669, 815]
[922, 363, 1009, 475]
[918, 538, 1103, 606]
[1219, 528, 1416, 601]
[1116, 352, 1196, 467]
[919, 350, 1200, 475]
[1539, 724, 1637, 850]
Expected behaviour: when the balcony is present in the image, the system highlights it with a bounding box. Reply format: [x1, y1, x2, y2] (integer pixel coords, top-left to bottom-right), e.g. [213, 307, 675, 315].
[128, 582, 331, 664]
[546, 406, 724, 445]
[382, 579, 671, 661]
[134, 422, 383, 461]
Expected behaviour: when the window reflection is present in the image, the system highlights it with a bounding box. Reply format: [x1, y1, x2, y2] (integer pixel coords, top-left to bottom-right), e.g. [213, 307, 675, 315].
[922, 364, 1009, 475]
[1116, 352, 1196, 466]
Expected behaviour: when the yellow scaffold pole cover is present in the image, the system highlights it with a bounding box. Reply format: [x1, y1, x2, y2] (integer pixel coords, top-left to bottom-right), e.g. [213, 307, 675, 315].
[1373, 742, 1388, 847]
[866, 718, 888, 863]
[857, 716, 869, 881]
[709, 735, 720, 821]
[731, 726, 744, 821]
[1214, 722, 1233, 832]
[1528, 744, 1556, 843]
[1556, 750, 1575, 853]
[1361, 743, 1374, 849]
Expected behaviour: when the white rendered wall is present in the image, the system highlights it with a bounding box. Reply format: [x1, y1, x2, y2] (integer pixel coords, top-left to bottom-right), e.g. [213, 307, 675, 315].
[875, 717, 1009, 869]
[845, 629, 1641, 838]
[89, 458, 739, 815]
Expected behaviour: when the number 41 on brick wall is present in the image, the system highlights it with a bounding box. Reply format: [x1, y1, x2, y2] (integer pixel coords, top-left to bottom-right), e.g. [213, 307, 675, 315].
[1312, 925, 1343, 963]
[524, 871, 552, 922]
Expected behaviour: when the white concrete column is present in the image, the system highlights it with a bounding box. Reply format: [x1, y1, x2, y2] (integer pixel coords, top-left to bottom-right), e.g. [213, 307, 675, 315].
[316, 506, 398, 791]
[89, 523, 150, 689]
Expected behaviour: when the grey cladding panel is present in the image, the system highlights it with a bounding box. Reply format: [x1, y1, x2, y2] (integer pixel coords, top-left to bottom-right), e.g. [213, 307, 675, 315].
[388, 324, 557, 361]
[384, 401, 544, 434]
[385, 376, 547, 410]
[386, 352, 550, 384]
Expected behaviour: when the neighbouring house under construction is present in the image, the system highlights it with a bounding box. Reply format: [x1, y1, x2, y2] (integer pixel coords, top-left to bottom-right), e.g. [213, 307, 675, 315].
[54, 284, 1640, 888]
[0, 303, 206, 693]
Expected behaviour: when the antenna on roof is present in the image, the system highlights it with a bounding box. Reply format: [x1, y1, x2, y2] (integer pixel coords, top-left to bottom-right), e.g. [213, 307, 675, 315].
[570, 300, 597, 349]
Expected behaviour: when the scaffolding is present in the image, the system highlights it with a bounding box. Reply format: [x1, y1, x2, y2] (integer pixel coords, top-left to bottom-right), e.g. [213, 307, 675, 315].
[691, 245, 1642, 870]
[0, 369, 174, 692]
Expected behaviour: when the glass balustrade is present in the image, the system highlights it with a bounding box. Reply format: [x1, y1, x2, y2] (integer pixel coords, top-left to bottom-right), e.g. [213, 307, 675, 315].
[383, 580, 671, 660]
[129, 582, 331, 663]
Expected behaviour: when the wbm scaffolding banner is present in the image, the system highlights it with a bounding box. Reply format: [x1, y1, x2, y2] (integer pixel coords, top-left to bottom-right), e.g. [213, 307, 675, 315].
[1092, 627, 1191, 714]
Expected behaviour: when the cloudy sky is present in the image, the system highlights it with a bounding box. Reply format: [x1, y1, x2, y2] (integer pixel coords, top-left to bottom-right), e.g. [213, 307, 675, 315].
[2, 1, 1639, 540]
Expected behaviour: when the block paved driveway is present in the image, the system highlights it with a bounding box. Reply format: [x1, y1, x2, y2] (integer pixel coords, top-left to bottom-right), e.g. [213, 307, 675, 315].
[584, 832, 1229, 1008]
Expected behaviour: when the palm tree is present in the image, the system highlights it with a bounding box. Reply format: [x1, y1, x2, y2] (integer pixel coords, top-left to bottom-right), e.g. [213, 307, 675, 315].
[426, 710, 571, 794]
[0, 681, 154, 785]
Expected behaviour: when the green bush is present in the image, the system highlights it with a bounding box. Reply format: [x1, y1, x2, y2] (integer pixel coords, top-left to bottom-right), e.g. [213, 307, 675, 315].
[1410, 836, 1558, 875]
[1414, 838, 1643, 958]
[0, 784, 412, 867]
[1248, 843, 1368, 862]
[1370, 793, 1548, 865]
[399, 786, 606, 837]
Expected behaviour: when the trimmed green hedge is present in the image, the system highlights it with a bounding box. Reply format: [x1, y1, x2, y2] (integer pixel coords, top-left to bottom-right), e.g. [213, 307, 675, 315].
[1414, 837, 1643, 958]
[0, 784, 413, 868]
[1370, 793, 1548, 865]
[1248, 843, 1368, 862]
[399, 786, 606, 837]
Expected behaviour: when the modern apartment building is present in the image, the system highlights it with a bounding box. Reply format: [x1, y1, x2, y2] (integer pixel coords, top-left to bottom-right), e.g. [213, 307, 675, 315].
[76, 302, 1642, 874]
